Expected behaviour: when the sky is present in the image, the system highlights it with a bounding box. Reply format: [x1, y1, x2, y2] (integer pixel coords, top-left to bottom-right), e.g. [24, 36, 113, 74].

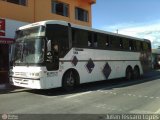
[92, 0, 160, 49]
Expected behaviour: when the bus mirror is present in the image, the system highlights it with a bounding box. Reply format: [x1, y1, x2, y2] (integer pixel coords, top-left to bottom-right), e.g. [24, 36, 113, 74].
[47, 40, 51, 52]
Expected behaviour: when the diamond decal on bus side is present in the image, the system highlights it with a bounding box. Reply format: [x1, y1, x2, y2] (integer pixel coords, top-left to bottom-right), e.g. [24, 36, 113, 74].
[103, 62, 112, 79]
[71, 56, 78, 66]
[86, 58, 95, 73]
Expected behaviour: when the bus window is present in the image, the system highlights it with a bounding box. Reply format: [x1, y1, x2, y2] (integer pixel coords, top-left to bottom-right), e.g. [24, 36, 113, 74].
[119, 38, 123, 49]
[132, 40, 137, 51]
[129, 40, 135, 51]
[148, 42, 151, 52]
[97, 33, 106, 49]
[141, 42, 144, 51]
[123, 39, 129, 50]
[136, 41, 141, 51]
[72, 28, 88, 48]
[88, 32, 92, 47]
[111, 36, 120, 50]
[106, 39, 110, 47]
[93, 33, 98, 48]
[46, 24, 69, 58]
[143, 42, 150, 51]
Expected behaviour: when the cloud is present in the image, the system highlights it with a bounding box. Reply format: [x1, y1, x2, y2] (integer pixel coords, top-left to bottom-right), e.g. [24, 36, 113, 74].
[101, 22, 160, 49]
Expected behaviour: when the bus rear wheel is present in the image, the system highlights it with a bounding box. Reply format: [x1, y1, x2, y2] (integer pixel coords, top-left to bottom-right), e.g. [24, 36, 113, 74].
[62, 70, 76, 92]
[133, 66, 140, 79]
[126, 67, 133, 80]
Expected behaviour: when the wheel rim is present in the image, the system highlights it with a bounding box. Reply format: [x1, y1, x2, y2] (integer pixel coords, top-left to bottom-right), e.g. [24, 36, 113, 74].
[134, 68, 140, 79]
[127, 69, 132, 80]
[66, 71, 75, 87]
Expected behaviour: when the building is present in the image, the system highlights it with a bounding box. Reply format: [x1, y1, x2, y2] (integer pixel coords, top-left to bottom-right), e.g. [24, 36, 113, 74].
[0, 0, 95, 26]
[0, 0, 96, 84]
[0, 18, 27, 84]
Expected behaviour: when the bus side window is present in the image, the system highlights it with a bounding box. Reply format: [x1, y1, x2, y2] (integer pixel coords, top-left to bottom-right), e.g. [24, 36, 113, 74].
[111, 36, 120, 50]
[97, 33, 107, 49]
[147, 42, 151, 52]
[87, 32, 97, 48]
[129, 40, 134, 51]
[72, 28, 88, 48]
[88, 32, 92, 47]
[133, 41, 137, 51]
[119, 38, 123, 49]
[123, 39, 129, 51]
[106, 39, 110, 47]
[141, 42, 144, 51]
[93, 33, 98, 48]
[72, 30, 76, 45]
[136, 41, 141, 52]
[143, 42, 150, 52]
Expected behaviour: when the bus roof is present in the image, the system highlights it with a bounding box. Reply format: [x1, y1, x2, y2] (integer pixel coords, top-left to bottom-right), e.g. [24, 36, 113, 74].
[19, 20, 150, 43]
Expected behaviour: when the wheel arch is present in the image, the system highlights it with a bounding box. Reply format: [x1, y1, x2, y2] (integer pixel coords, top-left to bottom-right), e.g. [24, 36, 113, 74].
[126, 65, 133, 73]
[62, 68, 80, 86]
[134, 65, 140, 70]
[125, 65, 133, 80]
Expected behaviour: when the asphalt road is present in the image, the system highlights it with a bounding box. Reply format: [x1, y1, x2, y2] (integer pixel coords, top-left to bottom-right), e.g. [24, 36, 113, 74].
[0, 70, 160, 120]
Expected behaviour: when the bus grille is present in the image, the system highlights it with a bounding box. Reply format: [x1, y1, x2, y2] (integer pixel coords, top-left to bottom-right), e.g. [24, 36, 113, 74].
[14, 78, 28, 85]
[14, 72, 27, 77]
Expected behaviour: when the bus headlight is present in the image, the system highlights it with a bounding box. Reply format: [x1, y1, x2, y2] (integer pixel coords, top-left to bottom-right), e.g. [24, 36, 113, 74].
[9, 70, 14, 76]
[34, 73, 40, 77]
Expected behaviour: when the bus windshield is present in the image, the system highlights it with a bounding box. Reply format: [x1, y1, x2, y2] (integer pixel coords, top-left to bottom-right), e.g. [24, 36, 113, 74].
[13, 26, 45, 64]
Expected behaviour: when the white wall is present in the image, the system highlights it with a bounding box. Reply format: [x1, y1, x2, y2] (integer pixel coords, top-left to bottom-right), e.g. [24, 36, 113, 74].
[0, 18, 29, 39]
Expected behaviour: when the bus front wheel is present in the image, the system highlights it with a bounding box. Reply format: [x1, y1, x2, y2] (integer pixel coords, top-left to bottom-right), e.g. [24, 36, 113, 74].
[62, 70, 76, 92]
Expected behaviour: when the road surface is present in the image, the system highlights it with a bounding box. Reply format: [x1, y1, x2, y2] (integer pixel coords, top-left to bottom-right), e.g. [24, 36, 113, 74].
[0, 70, 160, 120]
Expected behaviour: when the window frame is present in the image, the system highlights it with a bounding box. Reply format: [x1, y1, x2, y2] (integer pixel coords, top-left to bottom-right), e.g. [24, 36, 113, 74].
[51, 0, 69, 17]
[75, 7, 89, 22]
[4, 0, 27, 6]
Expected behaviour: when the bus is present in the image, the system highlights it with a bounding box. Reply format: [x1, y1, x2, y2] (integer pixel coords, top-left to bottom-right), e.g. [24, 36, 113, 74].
[10, 20, 152, 91]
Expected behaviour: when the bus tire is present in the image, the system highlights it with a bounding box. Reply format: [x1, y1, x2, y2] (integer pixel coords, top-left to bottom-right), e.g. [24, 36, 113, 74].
[133, 66, 140, 79]
[125, 66, 133, 80]
[62, 70, 79, 92]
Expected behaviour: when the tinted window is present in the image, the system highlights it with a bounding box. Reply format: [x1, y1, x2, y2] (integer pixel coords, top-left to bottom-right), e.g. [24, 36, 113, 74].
[75, 7, 88, 22]
[136, 41, 141, 51]
[6, 0, 27, 6]
[46, 24, 69, 57]
[97, 33, 106, 49]
[143, 42, 151, 51]
[52, 1, 69, 17]
[123, 39, 129, 50]
[111, 36, 120, 49]
[72, 28, 88, 48]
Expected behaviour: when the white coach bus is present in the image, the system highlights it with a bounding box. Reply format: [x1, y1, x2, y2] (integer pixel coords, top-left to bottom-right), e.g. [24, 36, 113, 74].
[10, 20, 152, 91]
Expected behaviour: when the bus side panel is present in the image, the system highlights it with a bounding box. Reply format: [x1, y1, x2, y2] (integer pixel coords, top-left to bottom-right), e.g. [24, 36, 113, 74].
[60, 48, 143, 85]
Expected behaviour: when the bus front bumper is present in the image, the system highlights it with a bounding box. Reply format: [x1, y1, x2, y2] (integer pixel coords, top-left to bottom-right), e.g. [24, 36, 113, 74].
[10, 77, 45, 89]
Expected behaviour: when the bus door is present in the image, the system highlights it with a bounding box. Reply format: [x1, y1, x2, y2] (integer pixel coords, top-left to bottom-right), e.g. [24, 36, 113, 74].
[46, 39, 59, 71]
[46, 24, 70, 71]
